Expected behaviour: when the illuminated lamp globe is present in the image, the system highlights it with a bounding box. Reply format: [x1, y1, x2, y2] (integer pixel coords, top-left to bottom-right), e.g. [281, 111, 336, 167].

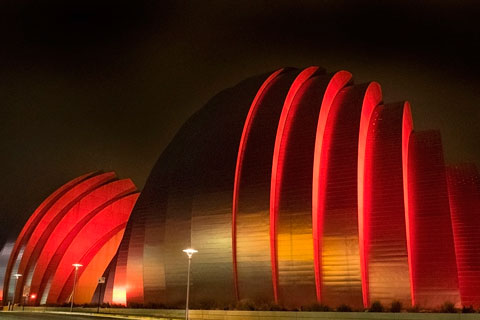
[182, 248, 198, 258]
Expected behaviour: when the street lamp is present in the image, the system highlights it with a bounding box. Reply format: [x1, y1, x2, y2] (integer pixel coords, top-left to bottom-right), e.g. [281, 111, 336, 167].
[70, 263, 83, 312]
[182, 248, 197, 320]
[12, 273, 22, 309]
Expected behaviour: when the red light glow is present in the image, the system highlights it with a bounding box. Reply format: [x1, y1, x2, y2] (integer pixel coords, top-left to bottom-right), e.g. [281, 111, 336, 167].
[357, 82, 382, 307]
[311, 71, 352, 302]
[232, 68, 286, 300]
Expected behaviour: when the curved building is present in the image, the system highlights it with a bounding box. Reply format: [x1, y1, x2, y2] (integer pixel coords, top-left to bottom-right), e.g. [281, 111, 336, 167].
[106, 66, 478, 309]
[1, 171, 139, 306]
[2, 66, 479, 310]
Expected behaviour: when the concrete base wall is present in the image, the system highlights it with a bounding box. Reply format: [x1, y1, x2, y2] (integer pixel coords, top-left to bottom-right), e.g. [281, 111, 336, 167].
[10, 307, 480, 320]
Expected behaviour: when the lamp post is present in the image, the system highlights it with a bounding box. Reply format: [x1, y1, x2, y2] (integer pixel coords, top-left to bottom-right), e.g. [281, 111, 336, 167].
[182, 248, 197, 320]
[97, 276, 105, 313]
[13, 273, 22, 310]
[70, 263, 83, 312]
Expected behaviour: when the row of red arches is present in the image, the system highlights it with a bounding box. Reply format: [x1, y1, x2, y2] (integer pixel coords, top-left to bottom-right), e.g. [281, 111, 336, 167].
[2, 171, 139, 306]
[2, 66, 478, 310]
[231, 67, 477, 308]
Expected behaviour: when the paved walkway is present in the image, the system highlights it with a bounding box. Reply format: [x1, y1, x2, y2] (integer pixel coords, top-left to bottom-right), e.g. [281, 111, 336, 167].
[0, 311, 180, 320]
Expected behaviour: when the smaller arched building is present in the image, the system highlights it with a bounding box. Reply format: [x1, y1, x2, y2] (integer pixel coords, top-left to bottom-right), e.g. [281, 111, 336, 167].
[1, 66, 479, 310]
[1, 171, 139, 306]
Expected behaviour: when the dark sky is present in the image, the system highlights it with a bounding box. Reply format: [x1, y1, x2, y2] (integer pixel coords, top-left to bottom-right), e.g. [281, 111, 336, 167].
[1, 0, 479, 243]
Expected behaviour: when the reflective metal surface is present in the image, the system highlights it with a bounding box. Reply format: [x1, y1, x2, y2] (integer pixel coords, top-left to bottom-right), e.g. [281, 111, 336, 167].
[270, 68, 325, 306]
[12, 172, 116, 304]
[119, 73, 271, 306]
[406, 131, 460, 307]
[94, 67, 475, 309]
[359, 103, 411, 306]
[234, 69, 299, 303]
[314, 84, 381, 308]
[447, 164, 480, 308]
[29, 179, 136, 304]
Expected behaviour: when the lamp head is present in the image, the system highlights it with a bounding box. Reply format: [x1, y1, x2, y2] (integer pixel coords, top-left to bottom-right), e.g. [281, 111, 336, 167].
[182, 248, 198, 258]
[72, 263, 83, 269]
[13, 273, 22, 279]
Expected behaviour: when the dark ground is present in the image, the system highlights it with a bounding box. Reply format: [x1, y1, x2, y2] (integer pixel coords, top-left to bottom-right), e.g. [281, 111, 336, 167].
[0, 312, 123, 320]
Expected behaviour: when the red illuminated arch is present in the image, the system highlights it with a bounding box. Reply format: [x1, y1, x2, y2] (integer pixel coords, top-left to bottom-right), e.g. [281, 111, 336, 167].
[73, 230, 125, 304]
[312, 82, 381, 308]
[402, 104, 415, 306]
[358, 102, 412, 307]
[28, 179, 136, 304]
[12, 172, 116, 303]
[270, 68, 360, 306]
[311, 71, 352, 302]
[357, 85, 383, 307]
[270, 66, 321, 303]
[232, 68, 300, 301]
[46, 193, 139, 303]
[3, 172, 139, 307]
[3, 172, 97, 302]
[232, 68, 285, 300]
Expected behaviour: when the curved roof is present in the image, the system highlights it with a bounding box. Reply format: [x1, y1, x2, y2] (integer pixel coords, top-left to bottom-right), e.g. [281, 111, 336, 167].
[2, 66, 478, 309]
[114, 66, 476, 309]
[2, 171, 139, 305]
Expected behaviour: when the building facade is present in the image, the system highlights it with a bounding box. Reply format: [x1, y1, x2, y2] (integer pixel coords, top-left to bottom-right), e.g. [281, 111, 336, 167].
[1, 171, 139, 306]
[108, 66, 480, 309]
[1, 66, 479, 309]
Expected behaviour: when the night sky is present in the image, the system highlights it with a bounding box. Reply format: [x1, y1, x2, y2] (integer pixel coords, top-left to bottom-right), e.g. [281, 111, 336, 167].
[1, 1, 479, 243]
